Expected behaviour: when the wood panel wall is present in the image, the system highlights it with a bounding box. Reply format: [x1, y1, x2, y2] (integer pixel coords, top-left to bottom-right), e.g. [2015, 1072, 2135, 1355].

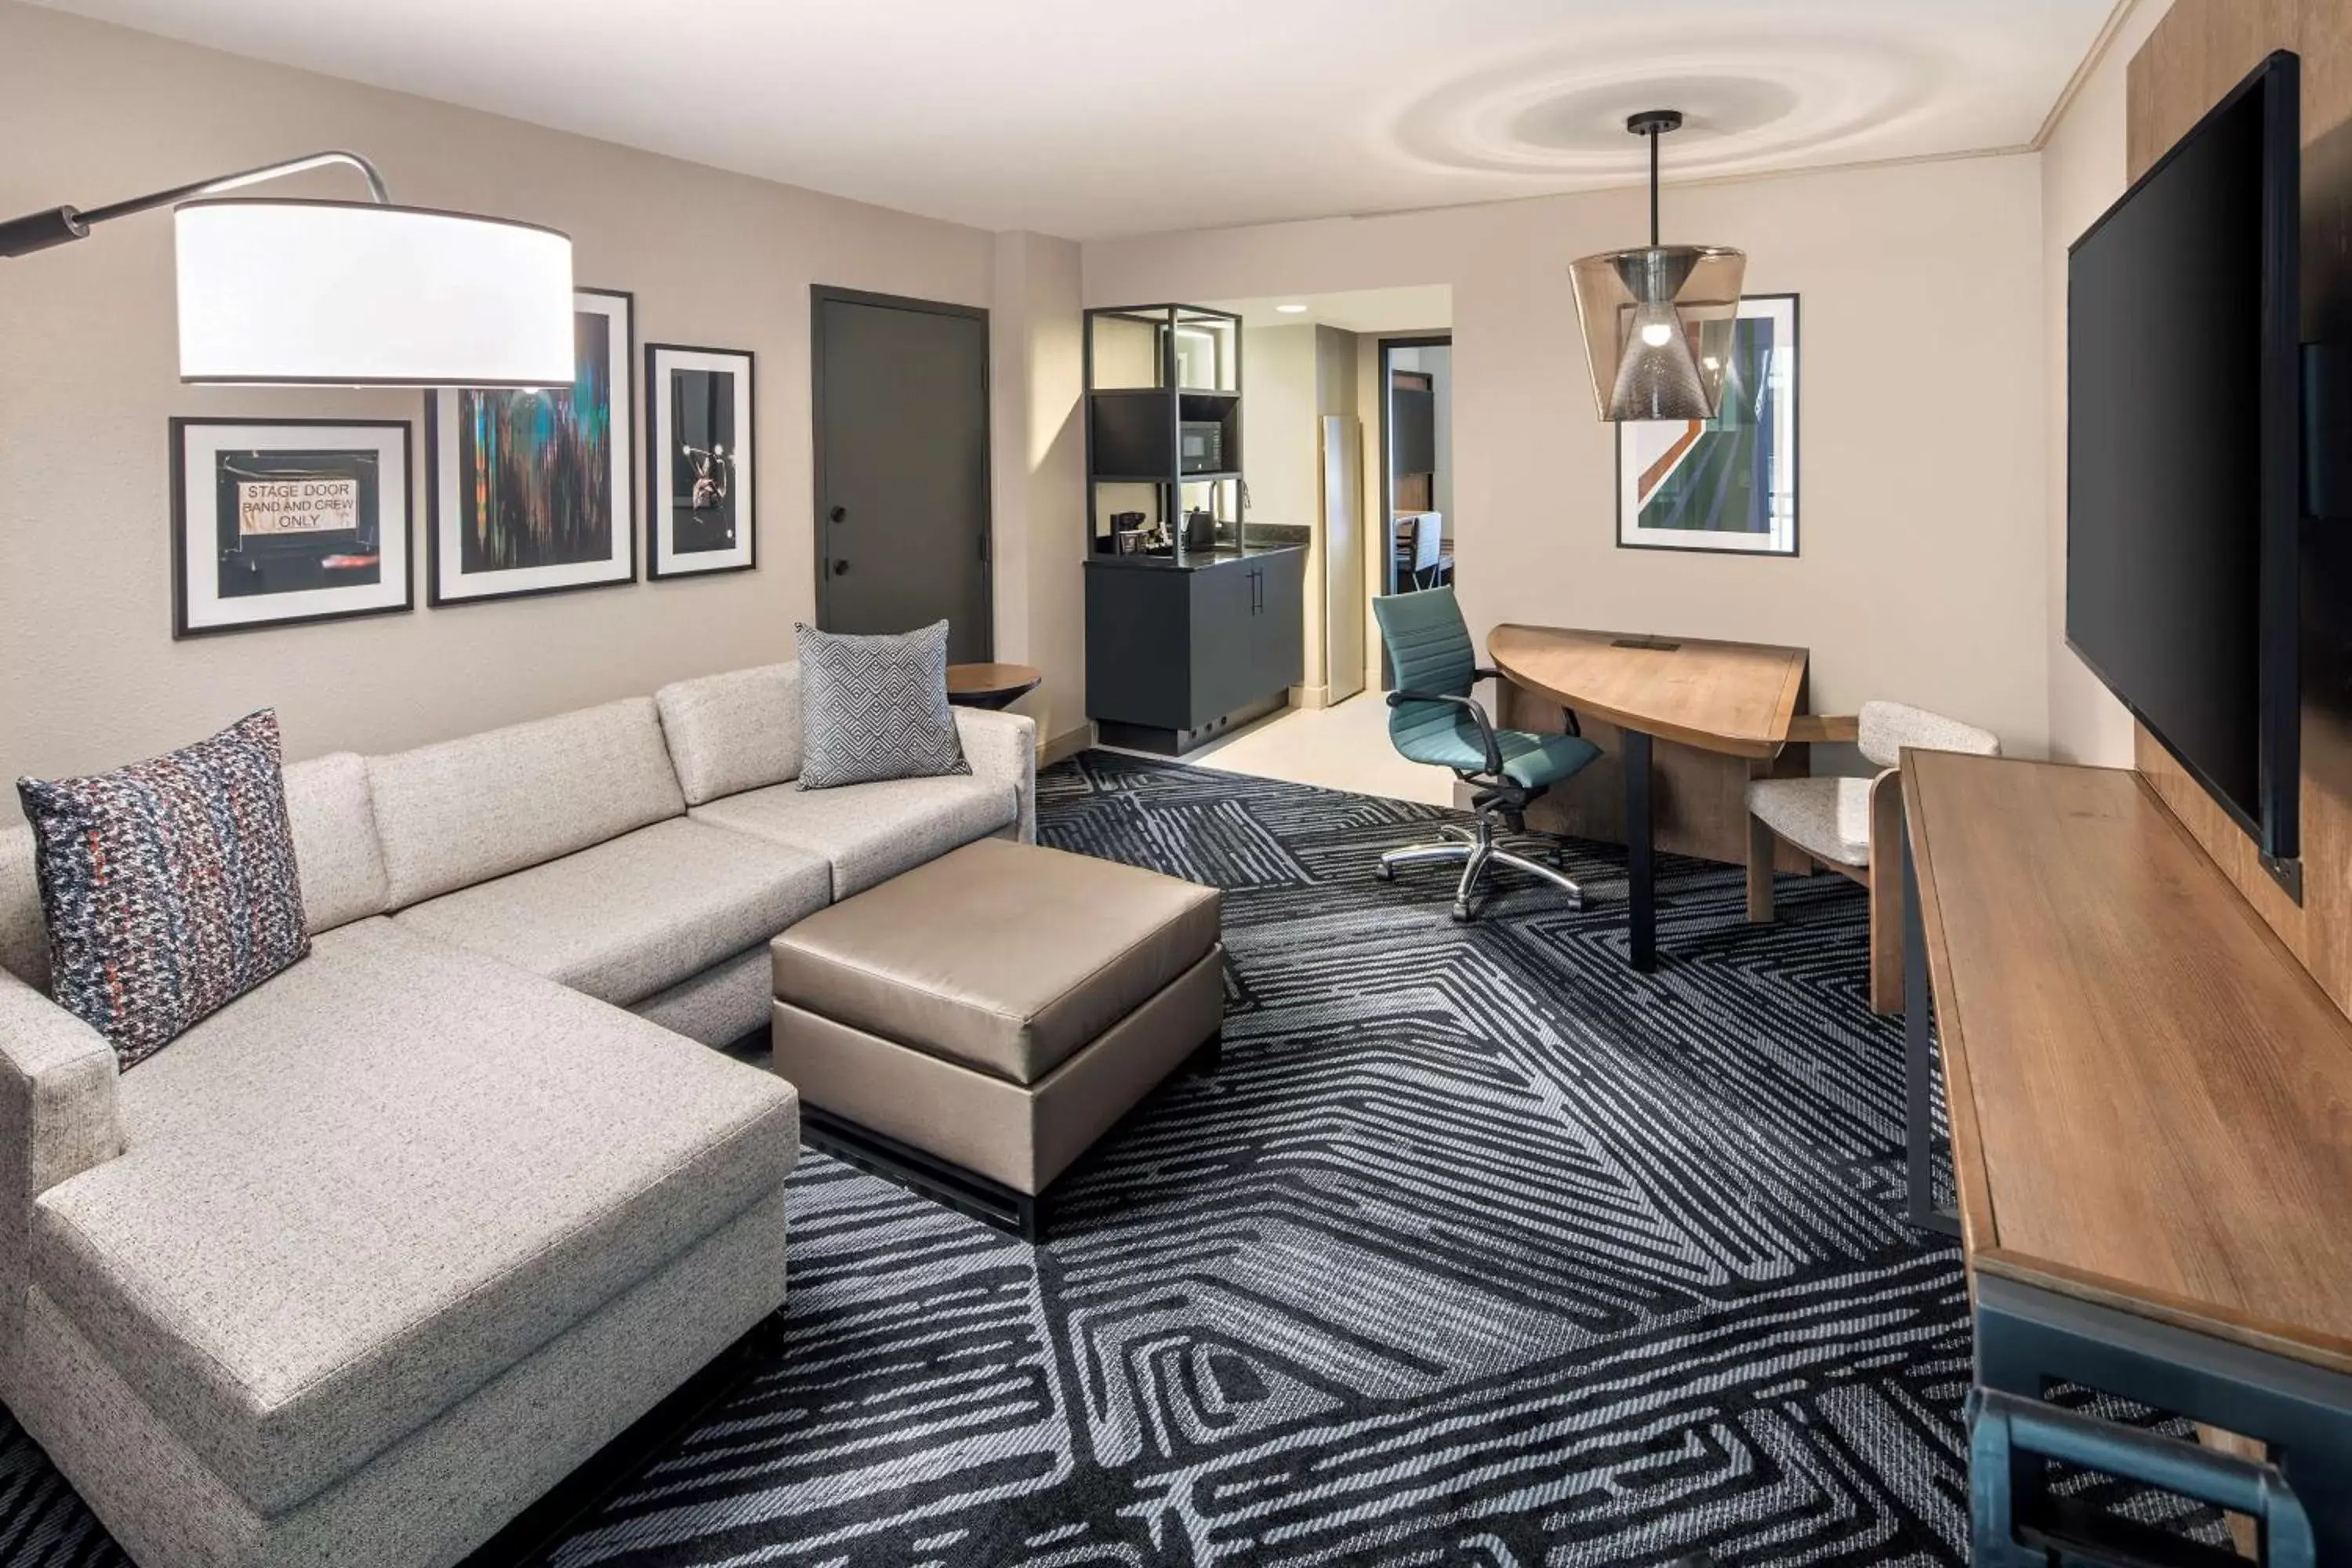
[2126, 0, 2352, 1014]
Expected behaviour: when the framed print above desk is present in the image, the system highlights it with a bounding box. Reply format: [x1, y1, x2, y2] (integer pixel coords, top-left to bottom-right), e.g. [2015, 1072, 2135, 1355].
[1616, 293, 1798, 557]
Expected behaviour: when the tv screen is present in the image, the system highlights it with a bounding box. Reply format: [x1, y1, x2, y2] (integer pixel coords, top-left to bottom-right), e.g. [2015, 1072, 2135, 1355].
[2067, 51, 2299, 863]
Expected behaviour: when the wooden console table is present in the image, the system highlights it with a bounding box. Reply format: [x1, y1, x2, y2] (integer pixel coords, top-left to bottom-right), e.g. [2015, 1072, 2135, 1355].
[1901, 751, 2352, 1559]
[1488, 624, 1809, 970]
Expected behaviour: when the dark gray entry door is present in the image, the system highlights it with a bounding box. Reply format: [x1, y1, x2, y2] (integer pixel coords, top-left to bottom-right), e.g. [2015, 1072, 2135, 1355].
[812, 288, 992, 662]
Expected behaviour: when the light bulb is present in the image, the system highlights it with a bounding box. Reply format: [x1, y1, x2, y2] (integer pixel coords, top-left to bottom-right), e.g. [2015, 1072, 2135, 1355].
[1639, 321, 1675, 348]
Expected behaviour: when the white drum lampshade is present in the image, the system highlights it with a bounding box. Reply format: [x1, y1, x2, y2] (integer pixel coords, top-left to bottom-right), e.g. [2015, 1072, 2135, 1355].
[174, 198, 575, 387]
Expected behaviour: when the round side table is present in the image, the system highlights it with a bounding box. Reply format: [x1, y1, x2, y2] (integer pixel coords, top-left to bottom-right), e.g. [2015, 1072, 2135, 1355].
[946, 662, 1043, 710]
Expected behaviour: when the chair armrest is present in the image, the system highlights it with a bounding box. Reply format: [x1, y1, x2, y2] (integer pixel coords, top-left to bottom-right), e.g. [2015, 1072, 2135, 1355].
[1388, 688, 1504, 776]
[954, 707, 1038, 844]
[1786, 713, 1860, 744]
[0, 970, 122, 1373]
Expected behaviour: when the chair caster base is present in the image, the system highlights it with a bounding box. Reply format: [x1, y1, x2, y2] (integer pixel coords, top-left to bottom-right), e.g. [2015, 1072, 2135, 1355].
[1374, 864, 1396, 883]
[1450, 902, 1473, 923]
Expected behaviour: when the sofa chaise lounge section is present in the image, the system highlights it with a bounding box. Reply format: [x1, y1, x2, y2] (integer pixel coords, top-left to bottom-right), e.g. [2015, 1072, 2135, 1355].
[0, 660, 1038, 1568]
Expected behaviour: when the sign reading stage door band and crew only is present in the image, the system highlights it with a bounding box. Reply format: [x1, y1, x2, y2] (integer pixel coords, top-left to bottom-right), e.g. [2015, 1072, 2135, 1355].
[236, 477, 361, 538]
[170, 419, 415, 638]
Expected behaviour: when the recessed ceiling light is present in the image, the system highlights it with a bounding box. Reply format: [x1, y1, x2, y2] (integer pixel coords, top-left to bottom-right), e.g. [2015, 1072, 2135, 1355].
[1275, 303, 1308, 314]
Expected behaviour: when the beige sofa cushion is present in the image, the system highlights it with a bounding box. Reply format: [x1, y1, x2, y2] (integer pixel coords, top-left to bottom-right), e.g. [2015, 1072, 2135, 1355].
[393, 818, 829, 1007]
[772, 837, 1221, 1085]
[31, 918, 797, 1515]
[281, 752, 390, 935]
[654, 663, 801, 807]
[690, 775, 1017, 901]
[0, 750, 393, 989]
[368, 699, 687, 909]
[0, 827, 45, 990]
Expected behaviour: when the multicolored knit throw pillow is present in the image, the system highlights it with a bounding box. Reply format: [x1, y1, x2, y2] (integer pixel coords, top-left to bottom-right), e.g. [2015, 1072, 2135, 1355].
[17, 711, 310, 1069]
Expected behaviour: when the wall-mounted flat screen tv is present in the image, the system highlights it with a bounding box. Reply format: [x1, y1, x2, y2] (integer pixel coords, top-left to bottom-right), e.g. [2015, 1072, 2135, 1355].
[2067, 50, 2301, 877]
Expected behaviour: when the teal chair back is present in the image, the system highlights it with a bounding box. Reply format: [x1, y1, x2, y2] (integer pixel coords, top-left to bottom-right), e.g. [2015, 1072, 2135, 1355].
[1374, 588, 1482, 768]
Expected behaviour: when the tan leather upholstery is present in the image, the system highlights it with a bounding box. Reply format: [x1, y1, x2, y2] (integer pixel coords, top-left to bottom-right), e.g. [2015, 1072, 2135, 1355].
[772, 947, 1224, 1193]
[770, 837, 1221, 1085]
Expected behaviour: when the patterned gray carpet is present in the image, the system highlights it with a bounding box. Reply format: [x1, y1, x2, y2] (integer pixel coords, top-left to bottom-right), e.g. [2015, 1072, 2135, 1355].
[2, 750, 2007, 1565]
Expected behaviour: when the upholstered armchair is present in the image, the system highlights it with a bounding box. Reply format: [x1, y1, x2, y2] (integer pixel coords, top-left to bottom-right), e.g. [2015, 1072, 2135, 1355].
[1744, 701, 1999, 1013]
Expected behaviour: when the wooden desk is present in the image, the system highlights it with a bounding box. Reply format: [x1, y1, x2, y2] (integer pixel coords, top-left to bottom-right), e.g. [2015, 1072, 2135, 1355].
[1902, 752, 2352, 1555]
[1489, 624, 1809, 970]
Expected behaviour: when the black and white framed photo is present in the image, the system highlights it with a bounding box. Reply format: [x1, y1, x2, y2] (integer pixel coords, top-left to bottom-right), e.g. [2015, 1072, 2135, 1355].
[1616, 293, 1799, 557]
[646, 343, 756, 579]
[427, 286, 634, 604]
[170, 418, 412, 638]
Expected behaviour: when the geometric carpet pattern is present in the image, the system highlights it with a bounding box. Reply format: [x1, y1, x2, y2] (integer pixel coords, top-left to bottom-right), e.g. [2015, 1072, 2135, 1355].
[0, 750, 2203, 1566]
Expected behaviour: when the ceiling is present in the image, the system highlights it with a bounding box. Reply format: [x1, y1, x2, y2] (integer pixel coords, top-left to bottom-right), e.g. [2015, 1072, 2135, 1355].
[31, 0, 2121, 240]
[1207, 287, 1454, 334]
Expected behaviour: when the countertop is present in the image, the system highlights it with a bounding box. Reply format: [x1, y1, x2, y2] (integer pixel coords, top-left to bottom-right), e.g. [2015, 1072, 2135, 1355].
[1083, 541, 1306, 573]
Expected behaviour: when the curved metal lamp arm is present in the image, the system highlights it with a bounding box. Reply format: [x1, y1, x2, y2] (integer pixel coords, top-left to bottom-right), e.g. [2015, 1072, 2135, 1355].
[0, 149, 390, 260]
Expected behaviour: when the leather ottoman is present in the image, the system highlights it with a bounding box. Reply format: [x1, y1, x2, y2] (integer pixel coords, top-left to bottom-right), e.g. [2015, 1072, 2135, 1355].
[770, 837, 1222, 1239]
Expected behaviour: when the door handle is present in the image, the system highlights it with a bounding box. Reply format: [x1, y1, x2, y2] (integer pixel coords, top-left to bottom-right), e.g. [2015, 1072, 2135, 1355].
[833, 560, 849, 576]
[829, 506, 848, 523]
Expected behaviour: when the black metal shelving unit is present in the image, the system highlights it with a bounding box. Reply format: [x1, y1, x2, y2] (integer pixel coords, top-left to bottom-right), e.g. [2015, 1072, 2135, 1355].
[1082, 304, 1246, 564]
[1080, 303, 1305, 753]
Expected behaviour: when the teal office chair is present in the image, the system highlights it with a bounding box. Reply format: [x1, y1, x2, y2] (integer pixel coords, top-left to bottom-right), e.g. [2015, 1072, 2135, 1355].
[1372, 587, 1601, 920]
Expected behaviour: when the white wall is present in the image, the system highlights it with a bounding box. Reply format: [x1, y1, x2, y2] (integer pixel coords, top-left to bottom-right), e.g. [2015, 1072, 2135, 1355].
[0, 2, 1040, 796]
[2039, 0, 2175, 764]
[1086, 154, 2053, 754]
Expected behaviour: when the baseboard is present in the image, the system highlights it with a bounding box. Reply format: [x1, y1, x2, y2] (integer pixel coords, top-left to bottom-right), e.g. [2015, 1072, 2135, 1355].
[1289, 684, 1332, 710]
[1042, 723, 1096, 767]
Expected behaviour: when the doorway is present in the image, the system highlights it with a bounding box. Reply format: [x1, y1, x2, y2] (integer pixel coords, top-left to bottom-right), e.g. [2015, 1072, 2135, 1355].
[811, 286, 993, 661]
[1377, 334, 1454, 687]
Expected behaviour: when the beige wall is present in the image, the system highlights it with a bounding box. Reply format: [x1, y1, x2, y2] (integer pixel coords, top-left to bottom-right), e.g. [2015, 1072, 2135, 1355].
[1086, 154, 2053, 755]
[988, 230, 1088, 750]
[2039, 0, 2175, 764]
[0, 2, 1029, 800]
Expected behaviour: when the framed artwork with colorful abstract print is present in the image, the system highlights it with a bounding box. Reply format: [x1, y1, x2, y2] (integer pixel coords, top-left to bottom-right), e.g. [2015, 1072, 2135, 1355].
[426, 286, 635, 604]
[645, 343, 756, 579]
[170, 417, 413, 638]
[1616, 293, 1799, 557]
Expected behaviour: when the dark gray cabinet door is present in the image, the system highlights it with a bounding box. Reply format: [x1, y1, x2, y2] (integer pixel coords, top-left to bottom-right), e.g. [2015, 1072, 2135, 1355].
[1186, 562, 1261, 728]
[1251, 550, 1306, 691]
[813, 289, 991, 662]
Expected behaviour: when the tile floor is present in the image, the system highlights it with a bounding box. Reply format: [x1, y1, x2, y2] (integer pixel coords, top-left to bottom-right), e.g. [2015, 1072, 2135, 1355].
[1129, 692, 1458, 806]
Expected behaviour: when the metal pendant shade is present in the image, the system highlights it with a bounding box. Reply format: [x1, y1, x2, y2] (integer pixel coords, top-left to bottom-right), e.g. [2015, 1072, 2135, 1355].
[1570, 111, 1746, 423]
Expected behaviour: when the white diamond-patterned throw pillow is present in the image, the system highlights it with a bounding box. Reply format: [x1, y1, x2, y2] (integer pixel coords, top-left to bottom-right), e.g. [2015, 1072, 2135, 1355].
[793, 621, 971, 789]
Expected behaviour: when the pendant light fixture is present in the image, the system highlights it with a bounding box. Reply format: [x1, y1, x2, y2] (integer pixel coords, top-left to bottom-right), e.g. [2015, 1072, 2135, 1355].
[1569, 111, 1745, 423]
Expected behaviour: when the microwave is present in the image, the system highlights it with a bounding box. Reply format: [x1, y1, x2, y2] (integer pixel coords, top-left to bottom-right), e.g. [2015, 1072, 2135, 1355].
[1178, 421, 1225, 474]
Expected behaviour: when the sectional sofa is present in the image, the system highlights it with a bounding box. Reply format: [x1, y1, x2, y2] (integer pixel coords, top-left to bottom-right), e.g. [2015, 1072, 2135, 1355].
[0, 662, 1036, 1568]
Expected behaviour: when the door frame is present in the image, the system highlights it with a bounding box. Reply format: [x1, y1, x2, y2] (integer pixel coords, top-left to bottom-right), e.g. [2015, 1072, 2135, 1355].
[1375, 333, 1451, 686]
[809, 285, 995, 656]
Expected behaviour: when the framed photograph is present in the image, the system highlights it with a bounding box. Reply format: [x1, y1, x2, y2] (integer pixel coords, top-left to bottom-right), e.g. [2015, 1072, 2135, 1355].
[427, 286, 634, 604]
[645, 343, 756, 579]
[170, 418, 412, 638]
[1616, 293, 1799, 557]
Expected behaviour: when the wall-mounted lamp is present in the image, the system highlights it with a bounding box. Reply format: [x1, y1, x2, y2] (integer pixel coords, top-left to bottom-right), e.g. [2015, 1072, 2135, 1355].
[0, 150, 575, 388]
[1568, 111, 1746, 423]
